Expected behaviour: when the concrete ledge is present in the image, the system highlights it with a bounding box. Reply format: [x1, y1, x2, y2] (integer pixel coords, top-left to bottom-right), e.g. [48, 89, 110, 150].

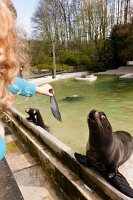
[2, 108, 132, 200]
[0, 158, 24, 200]
[119, 73, 133, 79]
[29, 71, 88, 85]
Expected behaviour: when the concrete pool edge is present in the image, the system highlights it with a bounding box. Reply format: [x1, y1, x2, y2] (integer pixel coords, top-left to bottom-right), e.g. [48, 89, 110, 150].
[3, 108, 132, 200]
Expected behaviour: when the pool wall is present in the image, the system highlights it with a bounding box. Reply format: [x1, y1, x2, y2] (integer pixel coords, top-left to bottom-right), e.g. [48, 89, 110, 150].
[2, 108, 131, 200]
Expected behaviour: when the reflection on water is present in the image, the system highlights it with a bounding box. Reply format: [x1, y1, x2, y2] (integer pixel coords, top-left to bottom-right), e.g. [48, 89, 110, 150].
[14, 75, 133, 153]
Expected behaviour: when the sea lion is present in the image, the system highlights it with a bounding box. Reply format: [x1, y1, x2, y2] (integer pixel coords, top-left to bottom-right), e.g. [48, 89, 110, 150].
[75, 109, 133, 198]
[25, 108, 49, 131]
[64, 95, 82, 101]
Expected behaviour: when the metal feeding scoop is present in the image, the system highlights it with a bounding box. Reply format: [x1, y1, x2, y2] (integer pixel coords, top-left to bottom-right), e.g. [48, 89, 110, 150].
[49, 89, 62, 122]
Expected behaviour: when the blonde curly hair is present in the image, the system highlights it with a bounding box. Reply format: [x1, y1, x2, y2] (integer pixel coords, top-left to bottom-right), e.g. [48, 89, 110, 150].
[0, 0, 20, 111]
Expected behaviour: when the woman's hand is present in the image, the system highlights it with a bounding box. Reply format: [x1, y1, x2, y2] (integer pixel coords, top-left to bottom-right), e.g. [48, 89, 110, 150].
[0, 124, 5, 140]
[35, 83, 54, 97]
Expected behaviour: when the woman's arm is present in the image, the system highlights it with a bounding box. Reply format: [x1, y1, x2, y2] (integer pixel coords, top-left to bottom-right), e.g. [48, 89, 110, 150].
[8, 77, 36, 96]
[8, 77, 53, 97]
[0, 125, 6, 160]
[2, 77, 54, 159]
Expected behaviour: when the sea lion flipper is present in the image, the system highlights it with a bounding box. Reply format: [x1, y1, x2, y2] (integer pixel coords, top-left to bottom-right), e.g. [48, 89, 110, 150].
[74, 152, 89, 167]
[106, 171, 133, 198]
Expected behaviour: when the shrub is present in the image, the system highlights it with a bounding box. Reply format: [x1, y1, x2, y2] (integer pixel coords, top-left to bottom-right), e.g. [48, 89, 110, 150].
[79, 55, 90, 66]
[62, 51, 80, 66]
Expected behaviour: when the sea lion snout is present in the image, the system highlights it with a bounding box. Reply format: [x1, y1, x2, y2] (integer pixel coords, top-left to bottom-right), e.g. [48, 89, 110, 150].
[88, 109, 98, 122]
[25, 108, 30, 113]
[88, 109, 107, 121]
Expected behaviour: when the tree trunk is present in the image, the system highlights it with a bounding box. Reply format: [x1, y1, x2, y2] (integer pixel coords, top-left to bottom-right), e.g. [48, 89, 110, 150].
[124, 0, 129, 24]
[52, 40, 56, 79]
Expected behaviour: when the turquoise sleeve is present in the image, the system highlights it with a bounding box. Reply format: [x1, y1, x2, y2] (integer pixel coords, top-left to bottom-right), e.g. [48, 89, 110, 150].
[0, 135, 6, 160]
[8, 77, 36, 96]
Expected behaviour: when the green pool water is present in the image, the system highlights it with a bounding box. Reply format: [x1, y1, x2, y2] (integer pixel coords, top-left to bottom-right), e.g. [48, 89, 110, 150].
[14, 75, 133, 153]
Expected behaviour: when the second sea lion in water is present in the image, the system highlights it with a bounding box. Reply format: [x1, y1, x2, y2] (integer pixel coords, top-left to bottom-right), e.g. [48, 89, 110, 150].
[75, 109, 133, 198]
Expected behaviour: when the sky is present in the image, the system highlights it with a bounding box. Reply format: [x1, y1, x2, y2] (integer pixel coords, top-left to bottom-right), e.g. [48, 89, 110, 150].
[12, 0, 39, 37]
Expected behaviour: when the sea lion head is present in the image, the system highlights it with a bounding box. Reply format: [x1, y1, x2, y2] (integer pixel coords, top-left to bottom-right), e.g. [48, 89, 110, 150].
[25, 108, 48, 130]
[25, 108, 39, 124]
[87, 109, 112, 139]
[25, 108, 38, 115]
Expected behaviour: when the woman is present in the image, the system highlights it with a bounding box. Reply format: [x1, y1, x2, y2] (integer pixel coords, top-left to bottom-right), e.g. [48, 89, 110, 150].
[0, 0, 54, 160]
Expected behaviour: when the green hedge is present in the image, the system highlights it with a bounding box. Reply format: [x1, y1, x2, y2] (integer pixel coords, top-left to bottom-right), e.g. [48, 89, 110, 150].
[61, 51, 93, 67]
[31, 51, 99, 72]
[62, 51, 80, 66]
